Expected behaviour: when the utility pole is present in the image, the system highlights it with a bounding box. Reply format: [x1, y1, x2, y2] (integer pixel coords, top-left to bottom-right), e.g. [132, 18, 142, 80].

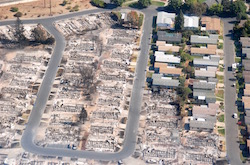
[50, 0, 52, 16]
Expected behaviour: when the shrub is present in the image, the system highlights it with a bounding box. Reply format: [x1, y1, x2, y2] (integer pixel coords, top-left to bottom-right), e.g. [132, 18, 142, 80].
[14, 12, 23, 18]
[46, 37, 55, 45]
[10, 7, 18, 12]
[61, 0, 68, 6]
[91, 0, 106, 8]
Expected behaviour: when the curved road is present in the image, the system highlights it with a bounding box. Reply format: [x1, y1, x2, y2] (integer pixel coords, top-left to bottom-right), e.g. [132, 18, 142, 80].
[0, 7, 156, 160]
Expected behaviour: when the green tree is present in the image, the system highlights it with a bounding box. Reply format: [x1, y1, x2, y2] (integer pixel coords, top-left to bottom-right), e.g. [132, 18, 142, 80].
[208, 4, 223, 15]
[189, 2, 207, 16]
[232, 0, 247, 20]
[175, 10, 184, 32]
[111, 0, 125, 6]
[167, 0, 182, 12]
[138, 0, 151, 8]
[221, 0, 232, 14]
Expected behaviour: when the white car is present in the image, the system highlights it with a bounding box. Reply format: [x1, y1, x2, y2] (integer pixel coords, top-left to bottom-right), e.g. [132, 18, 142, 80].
[233, 113, 238, 119]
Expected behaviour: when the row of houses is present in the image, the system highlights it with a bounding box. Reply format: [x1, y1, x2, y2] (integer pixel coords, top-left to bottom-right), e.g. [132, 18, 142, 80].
[239, 37, 250, 154]
[148, 12, 222, 132]
[157, 12, 221, 34]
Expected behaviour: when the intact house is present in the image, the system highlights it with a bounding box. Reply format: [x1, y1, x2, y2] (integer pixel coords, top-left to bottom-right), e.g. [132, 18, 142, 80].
[242, 59, 250, 71]
[157, 12, 176, 30]
[193, 81, 216, 91]
[244, 84, 250, 96]
[243, 71, 250, 84]
[151, 73, 180, 88]
[193, 89, 216, 104]
[157, 31, 182, 44]
[192, 103, 219, 118]
[154, 62, 182, 77]
[156, 41, 180, 53]
[184, 15, 199, 30]
[201, 17, 221, 34]
[190, 44, 217, 56]
[242, 96, 250, 111]
[189, 115, 216, 132]
[241, 37, 250, 59]
[191, 34, 219, 45]
[193, 55, 219, 68]
[195, 69, 216, 80]
[154, 51, 180, 65]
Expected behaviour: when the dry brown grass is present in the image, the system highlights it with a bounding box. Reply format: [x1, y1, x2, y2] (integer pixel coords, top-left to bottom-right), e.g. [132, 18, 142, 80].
[0, 0, 95, 20]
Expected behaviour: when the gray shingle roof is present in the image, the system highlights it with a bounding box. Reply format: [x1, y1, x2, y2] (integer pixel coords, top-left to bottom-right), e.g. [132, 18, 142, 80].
[157, 31, 182, 43]
[152, 74, 180, 87]
[191, 35, 219, 44]
[193, 81, 216, 90]
[195, 70, 216, 78]
[243, 60, 250, 71]
[193, 89, 215, 98]
[190, 116, 216, 130]
[193, 58, 219, 67]
[243, 48, 250, 58]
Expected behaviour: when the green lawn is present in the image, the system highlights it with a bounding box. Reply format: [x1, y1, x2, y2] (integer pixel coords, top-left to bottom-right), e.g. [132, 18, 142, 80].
[218, 129, 225, 136]
[216, 90, 224, 100]
[216, 75, 224, 83]
[151, 1, 165, 6]
[218, 114, 224, 122]
[218, 43, 223, 49]
[235, 57, 241, 63]
[219, 66, 224, 72]
[240, 152, 247, 163]
[197, 0, 206, 3]
[219, 35, 223, 40]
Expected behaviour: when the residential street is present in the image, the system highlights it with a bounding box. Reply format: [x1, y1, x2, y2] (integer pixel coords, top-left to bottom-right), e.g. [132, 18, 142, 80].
[223, 18, 244, 165]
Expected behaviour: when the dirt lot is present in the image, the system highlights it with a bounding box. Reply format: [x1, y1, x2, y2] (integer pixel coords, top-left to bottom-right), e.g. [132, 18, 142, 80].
[0, 0, 95, 20]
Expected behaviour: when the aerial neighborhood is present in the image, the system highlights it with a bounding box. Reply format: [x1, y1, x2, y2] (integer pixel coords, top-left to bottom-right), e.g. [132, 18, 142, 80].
[0, 0, 249, 164]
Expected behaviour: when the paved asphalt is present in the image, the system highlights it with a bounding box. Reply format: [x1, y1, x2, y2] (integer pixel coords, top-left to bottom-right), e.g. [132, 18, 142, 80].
[0, 7, 156, 160]
[223, 18, 244, 165]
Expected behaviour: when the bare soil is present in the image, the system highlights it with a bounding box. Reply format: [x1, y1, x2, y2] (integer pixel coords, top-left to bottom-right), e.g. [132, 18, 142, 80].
[0, 0, 95, 20]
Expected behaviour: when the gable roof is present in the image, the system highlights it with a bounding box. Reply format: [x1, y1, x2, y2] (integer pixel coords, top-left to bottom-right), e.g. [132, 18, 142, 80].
[241, 37, 250, 48]
[155, 51, 180, 64]
[152, 73, 180, 87]
[156, 41, 180, 52]
[191, 35, 219, 44]
[184, 15, 199, 28]
[193, 58, 219, 67]
[157, 12, 176, 28]
[157, 31, 182, 42]
[193, 81, 216, 90]
[201, 17, 221, 32]
[191, 44, 217, 55]
[242, 60, 250, 71]
[195, 70, 216, 78]
[242, 96, 250, 109]
[154, 62, 182, 75]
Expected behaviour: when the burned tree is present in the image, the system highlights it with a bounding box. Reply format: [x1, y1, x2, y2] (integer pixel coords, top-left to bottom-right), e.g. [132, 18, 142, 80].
[14, 17, 27, 47]
[79, 107, 88, 124]
[79, 65, 96, 96]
